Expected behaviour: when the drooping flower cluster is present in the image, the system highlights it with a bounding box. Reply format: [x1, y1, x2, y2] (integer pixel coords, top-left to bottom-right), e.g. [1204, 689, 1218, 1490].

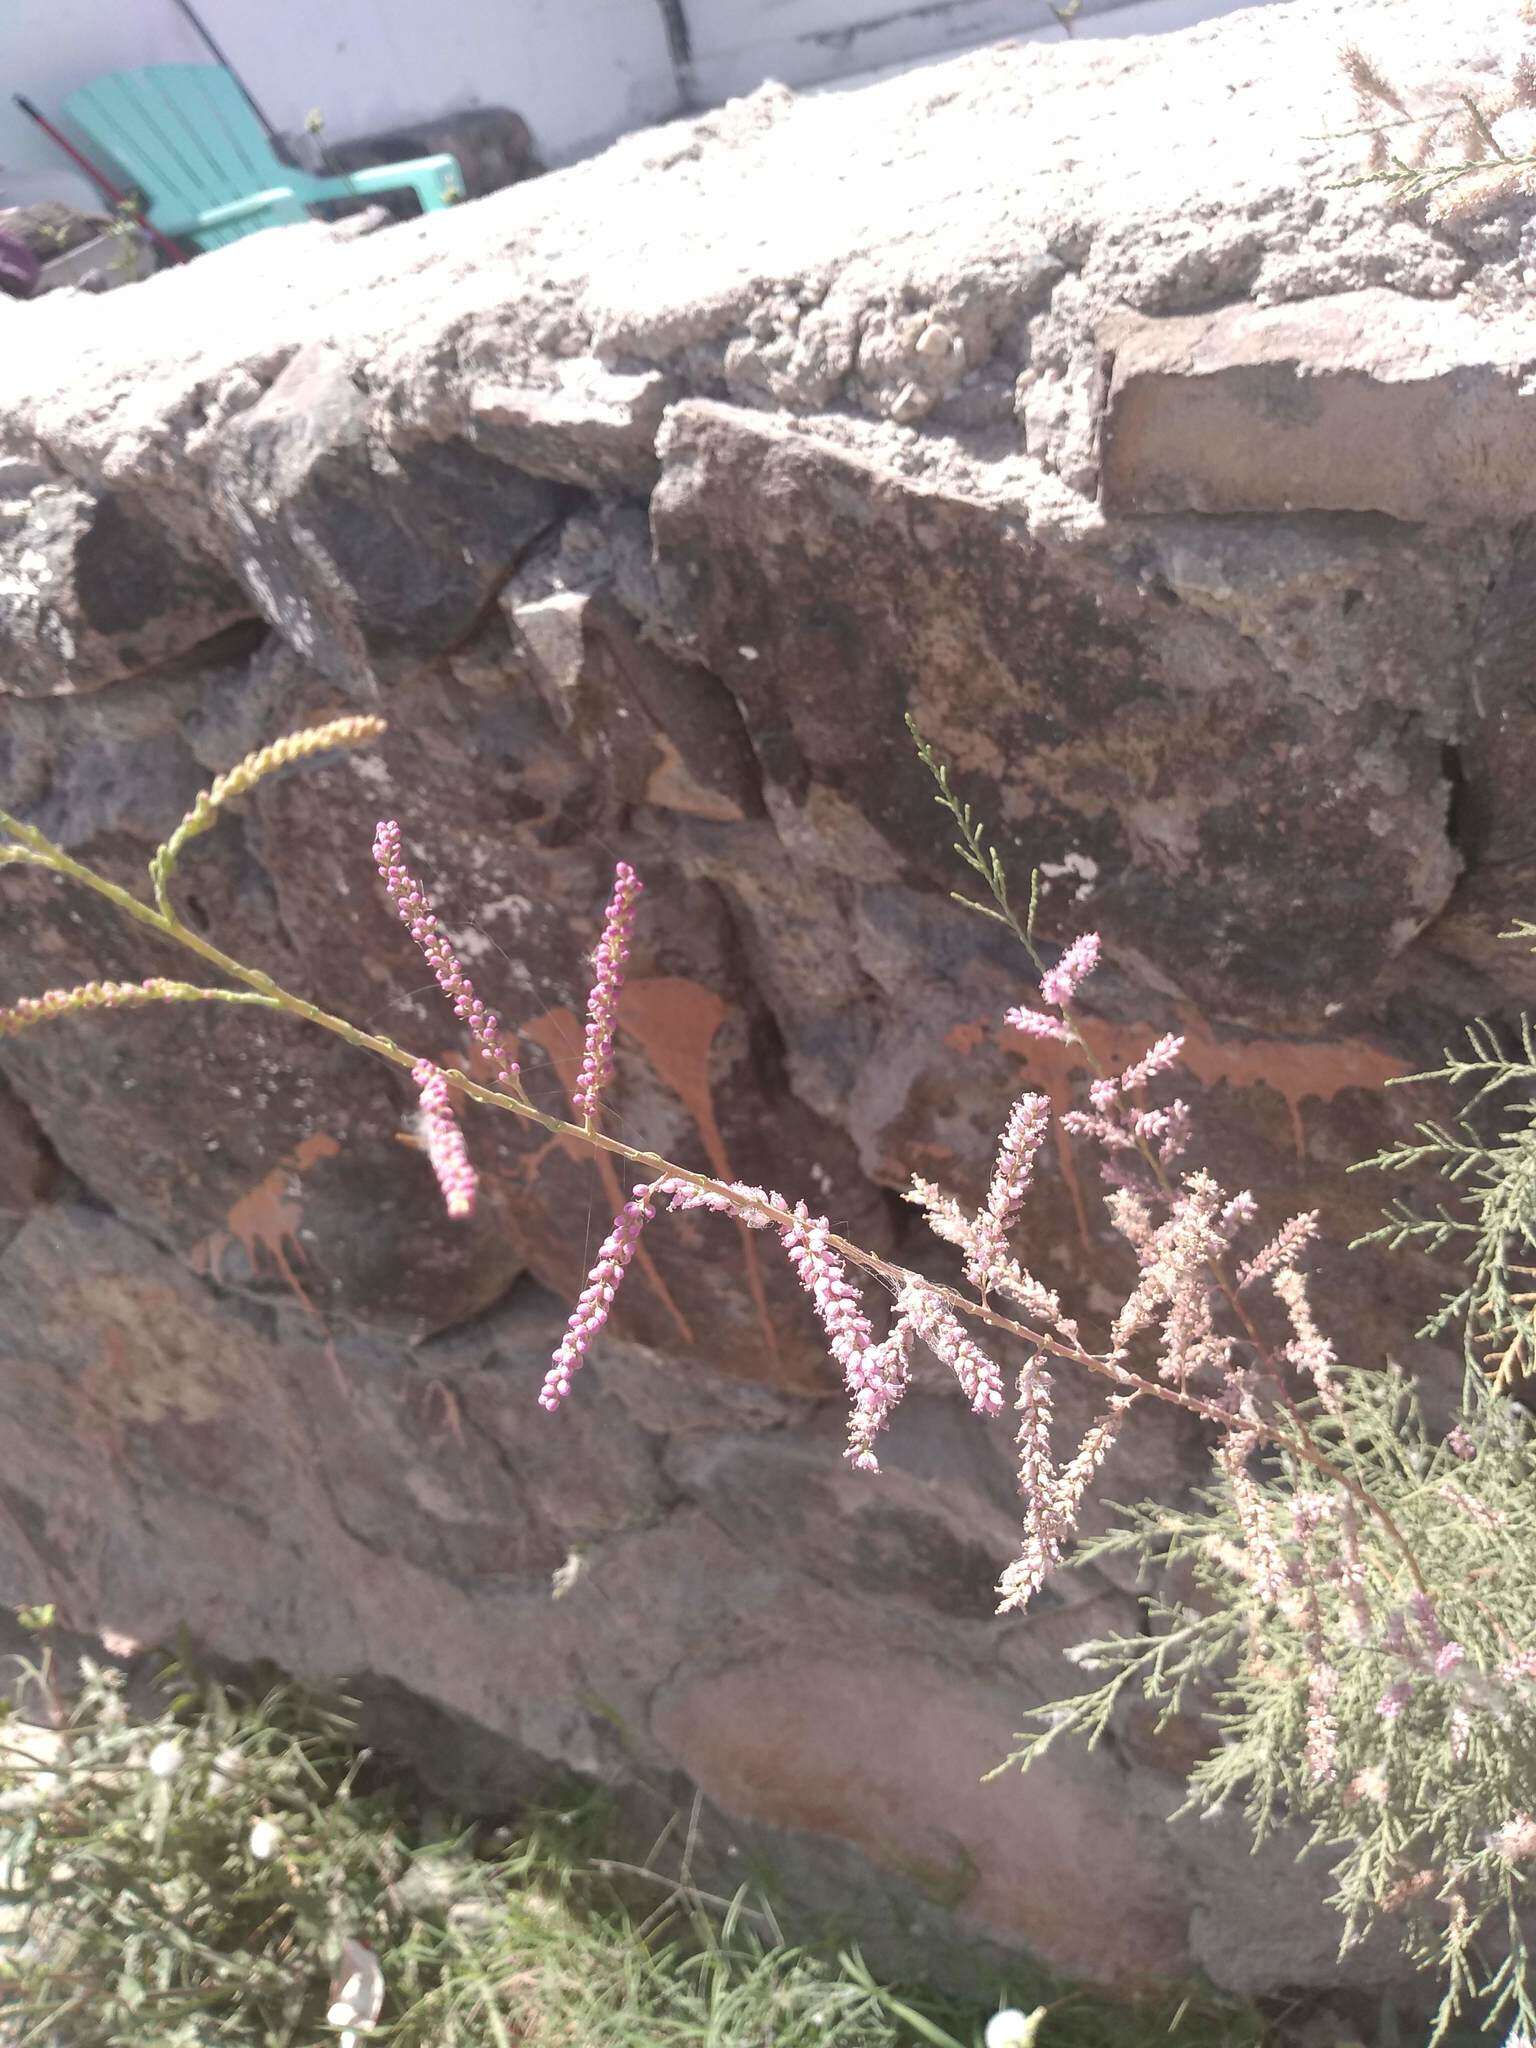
[998, 1360, 1133, 1613]
[374, 820, 521, 1091]
[778, 1202, 932, 1471]
[899, 1280, 1006, 1416]
[411, 1060, 478, 1219]
[0, 977, 216, 1037]
[540, 1181, 661, 1411]
[1304, 1660, 1341, 1784]
[779, 1201, 874, 1373]
[826, 1314, 911, 1472]
[151, 714, 388, 903]
[1288, 1491, 1340, 1782]
[194, 717, 389, 831]
[572, 862, 643, 1124]
[547, 1171, 914, 1468]
[657, 1178, 911, 1468]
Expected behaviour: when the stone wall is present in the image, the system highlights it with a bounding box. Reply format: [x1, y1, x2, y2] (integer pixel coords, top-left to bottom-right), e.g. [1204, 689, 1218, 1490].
[3, 0, 1536, 2000]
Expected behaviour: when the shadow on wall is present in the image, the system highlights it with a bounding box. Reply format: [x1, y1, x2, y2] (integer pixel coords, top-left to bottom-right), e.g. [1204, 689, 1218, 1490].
[309, 106, 544, 209]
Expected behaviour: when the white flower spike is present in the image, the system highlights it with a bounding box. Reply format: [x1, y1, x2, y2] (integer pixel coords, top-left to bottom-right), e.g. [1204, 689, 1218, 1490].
[248, 1817, 281, 1861]
[985, 2008, 1048, 2048]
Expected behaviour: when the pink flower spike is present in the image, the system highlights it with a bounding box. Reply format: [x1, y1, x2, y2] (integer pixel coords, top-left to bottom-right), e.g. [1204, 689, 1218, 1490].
[1055, 1395, 1133, 1518]
[374, 821, 521, 1091]
[660, 1179, 781, 1230]
[996, 1354, 1064, 1613]
[1038, 933, 1101, 1010]
[901, 1281, 1006, 1416]
[1004, 1006, 1072, 1043]
[1490, 1815, 1536, 1865]
[986, 1092, 1051, 1236]
[411, 1061, 478, 1219]
[845, 1314, 916, 1472]
[1237, 1211, 1319, 1290]
[572, 862, 644, 1124]
[1305, 1663, 1340, 1784]
[779, 1203, 873, 1383]
[1409, 1591, 1448, 1655]
[1116, 1033, 1185, 1094]
[541, 1182, 659, 1410]
[1156, 1100, 1192, 1162]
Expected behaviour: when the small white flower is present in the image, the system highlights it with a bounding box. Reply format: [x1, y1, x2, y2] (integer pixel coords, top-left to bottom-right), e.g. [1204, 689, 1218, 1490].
[985, 2008, 1047, 2048]
[327, 1938, 384, 2031]
[248, 1818, 282, 1861]
[207, 1745, 243, 1796]
[146, 1740, 183, 1780]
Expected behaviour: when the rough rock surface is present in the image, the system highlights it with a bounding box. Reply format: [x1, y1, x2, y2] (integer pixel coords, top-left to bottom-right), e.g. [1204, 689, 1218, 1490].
[3, 0, 1535, 2006]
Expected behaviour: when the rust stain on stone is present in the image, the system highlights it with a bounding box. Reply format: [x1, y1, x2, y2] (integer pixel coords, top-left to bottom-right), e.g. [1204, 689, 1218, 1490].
[1173, 1019, 1410, 1156]
[518, 1006, 589, 1174]
[643, 734, 748, 823]
[944, 1020, 989, 1057]
[622, 977, 781, 1372]
[989, 1006, 1409, 1245]
[189, 1131, 340, 1314]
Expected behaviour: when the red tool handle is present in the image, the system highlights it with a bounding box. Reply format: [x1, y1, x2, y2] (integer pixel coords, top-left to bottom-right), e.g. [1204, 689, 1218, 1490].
[11, 94, 187, 265]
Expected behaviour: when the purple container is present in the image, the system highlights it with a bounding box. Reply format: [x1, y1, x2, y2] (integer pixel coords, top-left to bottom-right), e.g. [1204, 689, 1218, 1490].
[0, 232, 41, 299]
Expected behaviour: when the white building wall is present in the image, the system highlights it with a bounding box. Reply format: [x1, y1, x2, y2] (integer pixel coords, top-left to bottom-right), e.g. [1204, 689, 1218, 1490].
[1, 0, 1281, 215]
[685, 0, 1270, 100]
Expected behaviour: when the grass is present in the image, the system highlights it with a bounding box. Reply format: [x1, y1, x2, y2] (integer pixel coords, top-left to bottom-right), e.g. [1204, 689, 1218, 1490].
[0, 1615, 1268, 2048]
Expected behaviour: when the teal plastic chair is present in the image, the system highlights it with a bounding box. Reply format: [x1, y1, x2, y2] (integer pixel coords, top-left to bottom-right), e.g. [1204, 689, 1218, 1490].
[61, 65, 464, 251]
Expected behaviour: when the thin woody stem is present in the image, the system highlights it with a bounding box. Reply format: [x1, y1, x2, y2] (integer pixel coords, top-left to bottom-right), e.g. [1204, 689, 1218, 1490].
[1, 820, 1243, 1420]
[0, 815, 1431, 1590]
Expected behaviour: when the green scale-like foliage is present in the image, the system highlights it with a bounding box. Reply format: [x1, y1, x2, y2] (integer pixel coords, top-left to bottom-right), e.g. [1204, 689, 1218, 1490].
[1356, 937, 1536, 1394]
[1002, 1371, 1536, 2040]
